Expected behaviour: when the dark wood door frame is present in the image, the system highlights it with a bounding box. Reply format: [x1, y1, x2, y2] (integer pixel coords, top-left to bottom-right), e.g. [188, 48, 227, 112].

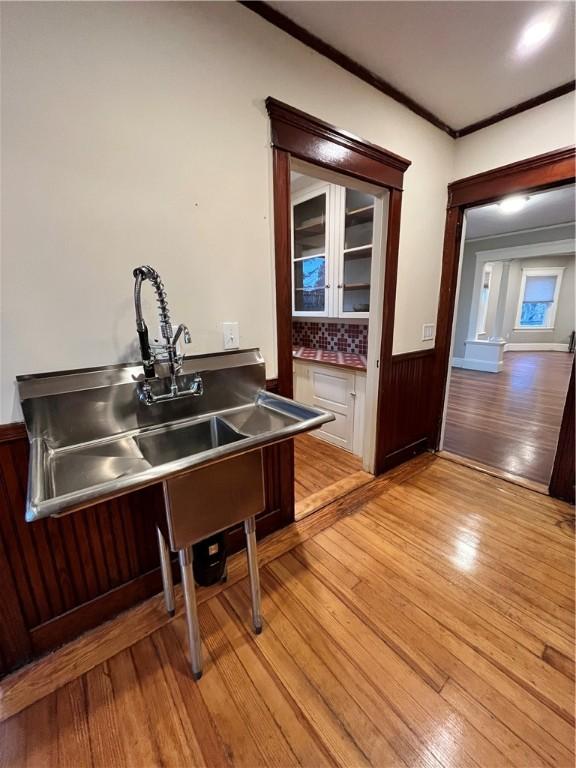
[266, 97, 414, 488]
[433, 146, 576, 502]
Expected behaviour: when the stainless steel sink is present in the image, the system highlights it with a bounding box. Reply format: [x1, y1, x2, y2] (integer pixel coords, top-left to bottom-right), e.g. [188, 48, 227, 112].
[135, 416, 245, 466]
[17, 349, 334, 522]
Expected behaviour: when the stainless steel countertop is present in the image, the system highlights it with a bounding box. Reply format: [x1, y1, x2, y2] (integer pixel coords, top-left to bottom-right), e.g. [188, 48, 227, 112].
[18, 350, 334, 521]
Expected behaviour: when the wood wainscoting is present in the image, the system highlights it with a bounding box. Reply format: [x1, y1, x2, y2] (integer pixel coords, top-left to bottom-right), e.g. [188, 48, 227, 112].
[375, 349, 437, 473]
[0, 381, 289, 678]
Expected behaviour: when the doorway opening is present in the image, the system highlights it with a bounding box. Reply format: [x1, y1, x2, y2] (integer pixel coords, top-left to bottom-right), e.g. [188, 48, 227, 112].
[289, 160, 389, 519]
[440, 183, 575, 489]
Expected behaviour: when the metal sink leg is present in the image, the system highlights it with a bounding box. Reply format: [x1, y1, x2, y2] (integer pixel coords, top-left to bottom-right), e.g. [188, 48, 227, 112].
[179, 546, 203, 679]
[244, 516, 263, 634]
[156, 527, 175, 617]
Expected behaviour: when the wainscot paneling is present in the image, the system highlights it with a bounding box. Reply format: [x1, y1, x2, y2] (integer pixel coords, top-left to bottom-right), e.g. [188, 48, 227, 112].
[0, 381, 288, 677]
[375, 349, 437, 473]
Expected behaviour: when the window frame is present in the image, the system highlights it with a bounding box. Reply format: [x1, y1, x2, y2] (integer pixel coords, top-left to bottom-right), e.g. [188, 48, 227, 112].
[514, 266, 565, 331]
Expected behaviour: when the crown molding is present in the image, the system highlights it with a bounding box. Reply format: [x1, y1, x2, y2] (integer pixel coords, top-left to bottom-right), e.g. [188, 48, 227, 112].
[241, 1, 575, 141]
[465, 221, 576, 243]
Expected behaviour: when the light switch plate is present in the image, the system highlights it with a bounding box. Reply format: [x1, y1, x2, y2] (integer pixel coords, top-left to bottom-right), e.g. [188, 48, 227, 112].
[422, 323, 435, 341]
[223, 322, 240, 350]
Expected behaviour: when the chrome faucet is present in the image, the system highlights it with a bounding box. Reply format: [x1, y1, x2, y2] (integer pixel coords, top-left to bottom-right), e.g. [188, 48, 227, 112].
[132, 265, 203, 404]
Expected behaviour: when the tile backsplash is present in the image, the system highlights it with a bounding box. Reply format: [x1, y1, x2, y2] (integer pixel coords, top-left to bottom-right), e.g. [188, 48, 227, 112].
[292, 320, 368, 355]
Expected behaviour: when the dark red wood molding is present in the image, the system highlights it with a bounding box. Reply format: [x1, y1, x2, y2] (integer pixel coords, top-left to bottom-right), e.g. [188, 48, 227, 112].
[266, 97, 411, 190]
[0, 422, 27, 443]
[271, 147, 294, 399]
[549, 360, 575, 505]
[433, 147, 576, 502]
[244, 2, 455, 138]
[391, 348, 436, 362]
[448, 146, 576, 208]
[455, 81, 576, 138]
[242, 1, 574, 140]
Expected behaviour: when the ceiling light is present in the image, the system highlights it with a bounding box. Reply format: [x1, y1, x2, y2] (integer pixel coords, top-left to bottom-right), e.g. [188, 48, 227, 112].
[498, 195, 528, 214]
[516, 10, 560, 57]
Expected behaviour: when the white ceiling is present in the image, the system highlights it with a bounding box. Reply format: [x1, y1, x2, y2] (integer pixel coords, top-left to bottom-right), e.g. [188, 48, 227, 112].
[465, 185, 576, 239]
[268, 1, 575, 129]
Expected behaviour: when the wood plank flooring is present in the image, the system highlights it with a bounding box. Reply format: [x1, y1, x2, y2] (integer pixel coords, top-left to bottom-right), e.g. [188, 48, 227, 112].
[1, 457, 574, 768]
[444, 351, 574, 485]
[294, 433, 364, 502]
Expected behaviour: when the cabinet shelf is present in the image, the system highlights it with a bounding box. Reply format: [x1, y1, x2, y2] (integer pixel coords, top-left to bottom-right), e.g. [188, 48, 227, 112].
[345, 205, 374, 225]
[343, 282, 370, 290]
[294, 216, 325, 236]
[294, 287, 324, 292]
[343, 245, 372, 259]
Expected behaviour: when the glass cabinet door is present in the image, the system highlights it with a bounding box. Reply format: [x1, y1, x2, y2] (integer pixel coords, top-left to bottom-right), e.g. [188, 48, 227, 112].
[340, 188, 374, 317]
[292, 189, 329, 315]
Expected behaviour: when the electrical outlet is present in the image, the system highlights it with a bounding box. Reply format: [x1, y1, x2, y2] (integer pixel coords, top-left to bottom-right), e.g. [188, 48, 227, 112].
[422, 323, 435, 341]
[223, 322, 240, 350]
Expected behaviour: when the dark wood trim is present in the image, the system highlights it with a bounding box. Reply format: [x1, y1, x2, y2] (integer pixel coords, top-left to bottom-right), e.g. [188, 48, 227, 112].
[379, 438, 430, 472]
[271, 148, 294, 398]
[245, 3, 454, 138]
[242, 2, 574, 140]
[29, 564, 179, 655]
[0, 422, 27, 443]
[265, 377, 279, 394]
[433, 147, 576, 502]
[266, 97, 411, 190]
[391, 348, 435, 362]
[448, 146, 576, 208]
[455, 82, 576, 138]
[549, 360, 575, 504]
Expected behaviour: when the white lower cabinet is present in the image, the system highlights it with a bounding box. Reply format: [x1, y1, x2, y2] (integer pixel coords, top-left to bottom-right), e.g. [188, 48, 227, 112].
[293, 360, 365, 455]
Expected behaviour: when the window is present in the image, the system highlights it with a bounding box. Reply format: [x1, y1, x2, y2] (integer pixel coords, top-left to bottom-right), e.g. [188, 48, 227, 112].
[515, 267, 564, 330]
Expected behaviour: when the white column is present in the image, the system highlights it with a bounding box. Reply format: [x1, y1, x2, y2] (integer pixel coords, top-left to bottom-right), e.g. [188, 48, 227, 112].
[492, 260, 511, 341]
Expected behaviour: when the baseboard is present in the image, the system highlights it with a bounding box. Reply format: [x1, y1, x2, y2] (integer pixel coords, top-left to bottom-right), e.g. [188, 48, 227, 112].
[504, 343, 570, 352]
[452, 357, 502, 373]
[379, 438, 430, 472]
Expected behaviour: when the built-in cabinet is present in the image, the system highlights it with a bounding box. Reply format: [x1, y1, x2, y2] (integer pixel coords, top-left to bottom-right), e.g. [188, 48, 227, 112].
[292, 182, 375, 319]
[293, 359, 366, 455]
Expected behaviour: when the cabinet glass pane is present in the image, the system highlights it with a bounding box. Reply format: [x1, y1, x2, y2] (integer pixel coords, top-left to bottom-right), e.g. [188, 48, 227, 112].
[294, 194, 327, 260]
[344, 189, 374, 251]
[294, 257, 326, 312]
[342, 188, 373, 313]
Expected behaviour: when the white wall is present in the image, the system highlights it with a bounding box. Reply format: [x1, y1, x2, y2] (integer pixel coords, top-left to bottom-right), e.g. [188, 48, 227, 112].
[0, 1, 454, 423]
[454, 93, 575, 179]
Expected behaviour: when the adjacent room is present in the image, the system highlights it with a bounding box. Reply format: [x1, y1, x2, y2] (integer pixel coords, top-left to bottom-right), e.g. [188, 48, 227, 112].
[443, 185, 575, 487]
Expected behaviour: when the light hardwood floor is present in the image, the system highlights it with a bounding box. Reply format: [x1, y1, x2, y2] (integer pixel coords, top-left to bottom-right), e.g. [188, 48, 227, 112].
[1, 456, 574, 768]
[444, 351, 574, 485]
[294, 434, 372, 520]
[294, 433, 364, 501]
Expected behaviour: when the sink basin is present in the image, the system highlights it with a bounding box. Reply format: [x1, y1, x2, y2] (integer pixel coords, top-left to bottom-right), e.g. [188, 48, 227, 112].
[17, 349, 334, 521]
[135, 416, 245, 466]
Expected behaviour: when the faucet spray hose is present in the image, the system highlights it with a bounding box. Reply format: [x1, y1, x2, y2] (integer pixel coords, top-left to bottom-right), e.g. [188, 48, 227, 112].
[133, 265, 172, 339]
